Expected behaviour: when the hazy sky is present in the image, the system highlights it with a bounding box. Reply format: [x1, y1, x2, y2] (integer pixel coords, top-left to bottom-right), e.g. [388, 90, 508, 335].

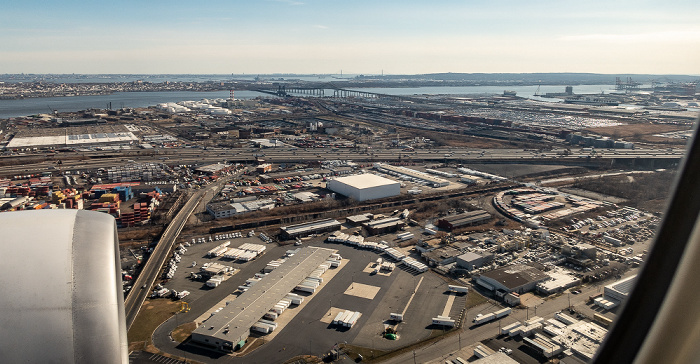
[2, 0, 699, 74]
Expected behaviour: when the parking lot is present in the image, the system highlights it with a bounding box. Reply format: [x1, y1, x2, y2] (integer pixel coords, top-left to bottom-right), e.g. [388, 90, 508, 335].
[158, 233, 275, 303]
[151, 232, 463, 363]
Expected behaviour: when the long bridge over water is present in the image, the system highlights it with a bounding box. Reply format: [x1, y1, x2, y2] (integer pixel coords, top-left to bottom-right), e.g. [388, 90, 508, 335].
[251, 82, 409, 100]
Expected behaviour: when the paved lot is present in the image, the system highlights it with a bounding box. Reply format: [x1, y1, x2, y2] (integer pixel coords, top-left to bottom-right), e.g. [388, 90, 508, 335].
[343, 282, 381, 299]
[163, 234, 275, 303]
[152, 236, 458, 363]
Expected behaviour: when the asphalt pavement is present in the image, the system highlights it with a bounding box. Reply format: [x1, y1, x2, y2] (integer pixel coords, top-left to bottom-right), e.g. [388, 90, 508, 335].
[125, 189, 205, 329]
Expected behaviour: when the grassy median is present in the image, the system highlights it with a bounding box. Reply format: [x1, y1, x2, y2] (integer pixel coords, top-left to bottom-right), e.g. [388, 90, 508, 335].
[127, 298, 182, 350]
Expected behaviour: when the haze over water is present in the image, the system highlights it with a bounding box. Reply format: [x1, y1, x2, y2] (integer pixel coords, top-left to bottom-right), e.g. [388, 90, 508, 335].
[0, 84, 626, 119]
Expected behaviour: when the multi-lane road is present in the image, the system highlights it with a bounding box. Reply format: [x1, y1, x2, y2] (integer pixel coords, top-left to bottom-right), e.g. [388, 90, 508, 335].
[124, 190, 205, 329]
[0, 147, 685, 177]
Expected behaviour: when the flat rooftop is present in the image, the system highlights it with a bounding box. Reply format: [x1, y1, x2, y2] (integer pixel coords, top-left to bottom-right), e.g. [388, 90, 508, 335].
[480, 264, 549, 290]
[281, 219, 341, 236]
[605, 274, 637, 296]
[192, 246, 335, 344]
[374, 163, 449, 185]
[330, 173, 399, 189]
[7, 132, 138, 148]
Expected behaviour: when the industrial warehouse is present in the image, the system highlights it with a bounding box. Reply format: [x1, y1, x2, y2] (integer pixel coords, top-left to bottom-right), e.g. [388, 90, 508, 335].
[373, 163, 450, 187]
[280, 219, 342, 239]
[436, 210, 492, 231]
[476, 264, 550, 294]
[326, 173, 400, 202]
[190, 246, 336, 352]
[6, 124, 139, 148]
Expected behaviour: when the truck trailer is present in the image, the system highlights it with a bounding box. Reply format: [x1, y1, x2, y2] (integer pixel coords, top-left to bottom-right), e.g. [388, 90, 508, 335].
[494, 307, 512, 318]
[432, 316, 456, 327]
[448, 285, 469, 294]
[473, 313, 496, 325]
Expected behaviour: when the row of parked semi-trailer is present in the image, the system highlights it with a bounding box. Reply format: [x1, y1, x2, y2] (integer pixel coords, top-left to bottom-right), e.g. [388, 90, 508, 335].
[332, 310, 362, 328]
[499, 316, 545, 337]
[207, 241, 266, 261]
[186, 230, 260, 245]
[265, 251, 343, 275]
[250, 293, 307, 334]
[164, 244, 188, 279]
[473, 307, 512, 325]
[397, 231, 415, 241]
[213, 231, 248, 240]
[327, 232, 390, 251]
[294, 260, 334, 294]
[327, 232, 428, 273]
[251, 253, 344, 335]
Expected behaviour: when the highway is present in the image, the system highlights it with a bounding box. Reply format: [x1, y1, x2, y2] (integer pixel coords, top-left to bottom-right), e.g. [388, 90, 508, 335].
[0, 147, 685, 177]
[124, 189, 205, 329]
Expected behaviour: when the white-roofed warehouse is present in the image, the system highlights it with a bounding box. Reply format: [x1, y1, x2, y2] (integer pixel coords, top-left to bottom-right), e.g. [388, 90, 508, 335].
[326, 173, 400, 202]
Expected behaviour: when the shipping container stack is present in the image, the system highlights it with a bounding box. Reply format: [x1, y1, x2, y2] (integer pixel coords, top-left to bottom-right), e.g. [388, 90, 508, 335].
[99, 193, 120, 203]
[116, 189, 161, 227]
[51, 189, 84, 210]
[112, 186, 134, 202]
[5, 186, 31, 197]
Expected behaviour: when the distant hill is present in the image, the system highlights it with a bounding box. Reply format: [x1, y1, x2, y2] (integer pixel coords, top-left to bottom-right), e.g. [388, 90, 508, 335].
[357, 73, 699, 85]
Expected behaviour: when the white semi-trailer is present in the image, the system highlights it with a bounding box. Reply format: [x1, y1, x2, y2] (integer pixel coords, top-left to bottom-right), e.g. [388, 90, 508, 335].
[473, 313, 496, 325]
[432, 315, 456, 327]
[494, 307, 512, 318]
[448, 285, 469, 294]
[473, 307, 511, 324]
[333, 312, 345, 325]
[346, 312, 362, 328]
[294, 285, 316, 293]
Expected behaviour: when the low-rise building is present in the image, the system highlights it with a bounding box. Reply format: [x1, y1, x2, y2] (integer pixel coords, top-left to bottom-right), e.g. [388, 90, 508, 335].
[476, 264, 549, 295]
[206, 199, 275, 219]
[256, 163, 273, 174]
[362, 217, 405, 235]
[537, 268, 582, 295]
[595, 274, 637, 309]
[436, 210, 491, 231]
[456, 251, 493, 271]
[280, 218, 342, 239]
[346, 213, 373, 226]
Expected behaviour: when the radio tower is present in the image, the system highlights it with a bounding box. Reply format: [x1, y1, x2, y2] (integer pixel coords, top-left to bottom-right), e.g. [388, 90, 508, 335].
[229, 89, 235, 101]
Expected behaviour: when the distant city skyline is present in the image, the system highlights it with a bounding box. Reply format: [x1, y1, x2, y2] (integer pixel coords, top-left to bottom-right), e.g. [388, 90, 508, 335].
[2, 1, 699, 75]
